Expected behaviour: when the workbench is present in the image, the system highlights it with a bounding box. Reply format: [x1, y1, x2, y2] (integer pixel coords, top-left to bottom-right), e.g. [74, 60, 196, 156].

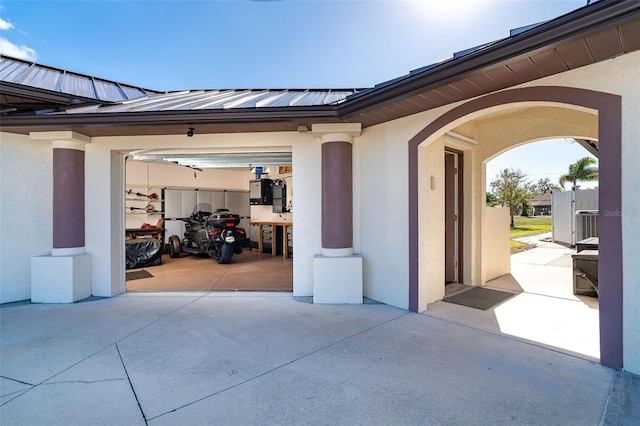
[253, 222, 292, 258]
[125, 227, 165, 241]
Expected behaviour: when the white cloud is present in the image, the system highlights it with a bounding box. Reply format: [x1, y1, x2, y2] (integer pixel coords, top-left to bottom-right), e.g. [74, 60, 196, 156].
[0, 18, 14, 31]
[0, 37, 38, 61]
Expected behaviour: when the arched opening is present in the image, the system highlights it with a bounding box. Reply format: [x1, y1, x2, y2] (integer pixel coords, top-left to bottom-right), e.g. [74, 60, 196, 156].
[408, 86, 622, 369]
[483, 138, 600, 359]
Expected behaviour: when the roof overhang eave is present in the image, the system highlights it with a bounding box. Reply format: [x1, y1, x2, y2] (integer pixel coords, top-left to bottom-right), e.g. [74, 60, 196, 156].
[0, 81, 114, 108]
[337, 0, 640, 118]
[0, 105, 341, 130]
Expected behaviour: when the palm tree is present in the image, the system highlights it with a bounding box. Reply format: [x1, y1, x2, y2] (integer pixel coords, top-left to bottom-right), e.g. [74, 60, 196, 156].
[559, 156, 598, 191]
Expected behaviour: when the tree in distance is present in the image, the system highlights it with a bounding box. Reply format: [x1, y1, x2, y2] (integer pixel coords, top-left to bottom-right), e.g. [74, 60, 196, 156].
[534, 177, 561, 194]
[490, 168, 534, 228]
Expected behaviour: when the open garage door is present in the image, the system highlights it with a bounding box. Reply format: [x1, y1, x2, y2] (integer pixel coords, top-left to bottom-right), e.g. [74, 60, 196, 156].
[123, 150, 293, 293]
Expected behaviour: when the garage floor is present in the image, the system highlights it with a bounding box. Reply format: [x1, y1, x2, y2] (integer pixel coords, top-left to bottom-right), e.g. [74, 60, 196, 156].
[126, 250, 293, 292]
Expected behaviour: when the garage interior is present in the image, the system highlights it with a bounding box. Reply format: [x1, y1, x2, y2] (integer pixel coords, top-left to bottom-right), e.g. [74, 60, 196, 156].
[124, 150, 293, 292]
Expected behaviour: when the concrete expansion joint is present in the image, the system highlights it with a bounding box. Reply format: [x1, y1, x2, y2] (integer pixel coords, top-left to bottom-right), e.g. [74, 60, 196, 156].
[116, 343, 148, 424]
[147, 310, 410, 421]
[0, 389, 33, 404]
[0, 376, 35, 388]
[41, 378, 127, 386]
[0, 377, 35, 407]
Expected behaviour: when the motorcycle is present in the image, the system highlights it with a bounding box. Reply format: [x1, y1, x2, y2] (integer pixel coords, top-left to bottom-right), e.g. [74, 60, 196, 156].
[167, 209, 248, 264]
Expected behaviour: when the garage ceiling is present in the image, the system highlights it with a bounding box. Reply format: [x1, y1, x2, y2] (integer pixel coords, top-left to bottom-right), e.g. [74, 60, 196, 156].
[129, 150, 292, 169]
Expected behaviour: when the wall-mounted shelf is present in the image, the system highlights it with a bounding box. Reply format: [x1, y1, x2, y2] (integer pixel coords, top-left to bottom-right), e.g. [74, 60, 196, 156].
[125, 186, 165, 226]
[126, 211, 164, 215]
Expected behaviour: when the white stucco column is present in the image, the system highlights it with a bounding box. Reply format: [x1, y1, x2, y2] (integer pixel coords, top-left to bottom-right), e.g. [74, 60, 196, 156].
[311, 123, 363, 304]
[30, 131, 92, 303]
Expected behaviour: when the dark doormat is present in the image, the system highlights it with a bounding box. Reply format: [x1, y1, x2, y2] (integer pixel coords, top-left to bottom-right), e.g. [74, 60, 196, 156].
[443, 287, 515, 310]
[126, 270, 154, 281]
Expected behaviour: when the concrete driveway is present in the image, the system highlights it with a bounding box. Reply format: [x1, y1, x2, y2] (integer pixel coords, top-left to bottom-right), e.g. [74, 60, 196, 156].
[1, 290, 638, 425]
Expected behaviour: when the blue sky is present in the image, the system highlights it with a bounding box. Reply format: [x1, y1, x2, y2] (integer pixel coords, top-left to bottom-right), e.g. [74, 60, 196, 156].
[0, 0, 597, 189]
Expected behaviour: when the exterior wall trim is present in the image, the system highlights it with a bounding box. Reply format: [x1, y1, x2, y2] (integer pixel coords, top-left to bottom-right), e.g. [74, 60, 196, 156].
[407, 86, 622, 369]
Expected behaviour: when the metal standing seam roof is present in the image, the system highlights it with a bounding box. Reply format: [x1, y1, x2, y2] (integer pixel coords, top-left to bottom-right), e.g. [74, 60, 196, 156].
[0, 55, 362, 113]
[55, 88, 362, 114]
[0, 55, 158, 103]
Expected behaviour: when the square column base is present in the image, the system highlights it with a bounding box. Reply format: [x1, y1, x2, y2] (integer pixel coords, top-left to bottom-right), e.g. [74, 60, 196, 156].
[31, 254, 91, 303]
[313, 255, 363, 304]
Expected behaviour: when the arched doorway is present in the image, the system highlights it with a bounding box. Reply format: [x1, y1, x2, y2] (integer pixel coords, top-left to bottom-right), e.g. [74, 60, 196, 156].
[408, 86, 622, 369]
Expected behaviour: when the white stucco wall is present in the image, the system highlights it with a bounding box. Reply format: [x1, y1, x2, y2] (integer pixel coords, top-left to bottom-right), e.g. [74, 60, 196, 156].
[418, 137, 445, 308]
[358, 117, 414, 308]
[0, 132, 53, 303]
[618, 57, 640, 376]
[475, 106, 598, 163]
[482, 207, 510, 283]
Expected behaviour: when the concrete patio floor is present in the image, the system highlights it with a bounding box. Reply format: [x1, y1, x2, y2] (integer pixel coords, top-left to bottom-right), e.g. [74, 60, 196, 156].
[430, 232, 600, 360]
[1, 288, 639, 425]
[2, 235, 638, 425]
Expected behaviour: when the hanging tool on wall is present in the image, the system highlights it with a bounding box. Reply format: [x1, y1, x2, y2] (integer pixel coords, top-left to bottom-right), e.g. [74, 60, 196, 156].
[126, 189, 159, 200]
[128, 204, 156, 213]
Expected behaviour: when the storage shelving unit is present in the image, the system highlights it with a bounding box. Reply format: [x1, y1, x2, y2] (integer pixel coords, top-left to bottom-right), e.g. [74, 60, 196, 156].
[125, 186, 164, 229]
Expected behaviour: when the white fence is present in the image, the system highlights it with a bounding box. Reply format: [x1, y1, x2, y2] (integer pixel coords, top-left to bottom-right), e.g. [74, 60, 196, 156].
[552, 189, 598, 246]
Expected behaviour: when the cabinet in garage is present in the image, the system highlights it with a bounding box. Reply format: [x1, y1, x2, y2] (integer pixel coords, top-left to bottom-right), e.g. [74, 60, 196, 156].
[163, 189, 250, 243]
[250, 179, 273, 205]
[253, 222, 292, 258]
[287, 226, 293, 256]
[272, 183, 288, 213]
[262, 224, 279, 254]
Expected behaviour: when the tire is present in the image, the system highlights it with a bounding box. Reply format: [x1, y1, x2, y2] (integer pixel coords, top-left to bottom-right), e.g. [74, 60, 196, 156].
[168, 235, 181, 258]
[217, 244, 233, 264]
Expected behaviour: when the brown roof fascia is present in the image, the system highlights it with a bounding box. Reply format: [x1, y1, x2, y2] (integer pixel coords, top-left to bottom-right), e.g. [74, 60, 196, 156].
[0, 106, 341, 130]
[337, 1, 640, 119]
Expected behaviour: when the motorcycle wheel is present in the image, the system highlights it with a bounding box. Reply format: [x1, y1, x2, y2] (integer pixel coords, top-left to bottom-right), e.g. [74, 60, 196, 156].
[216, 244, 233, 264]
[168, 235, 181, 258]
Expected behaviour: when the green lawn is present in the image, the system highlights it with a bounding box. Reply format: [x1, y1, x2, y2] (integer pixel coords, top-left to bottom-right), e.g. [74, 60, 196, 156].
[509, 216, 552, 253]
[510, 240, 530, 251]
[510, 216, 552, 239]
